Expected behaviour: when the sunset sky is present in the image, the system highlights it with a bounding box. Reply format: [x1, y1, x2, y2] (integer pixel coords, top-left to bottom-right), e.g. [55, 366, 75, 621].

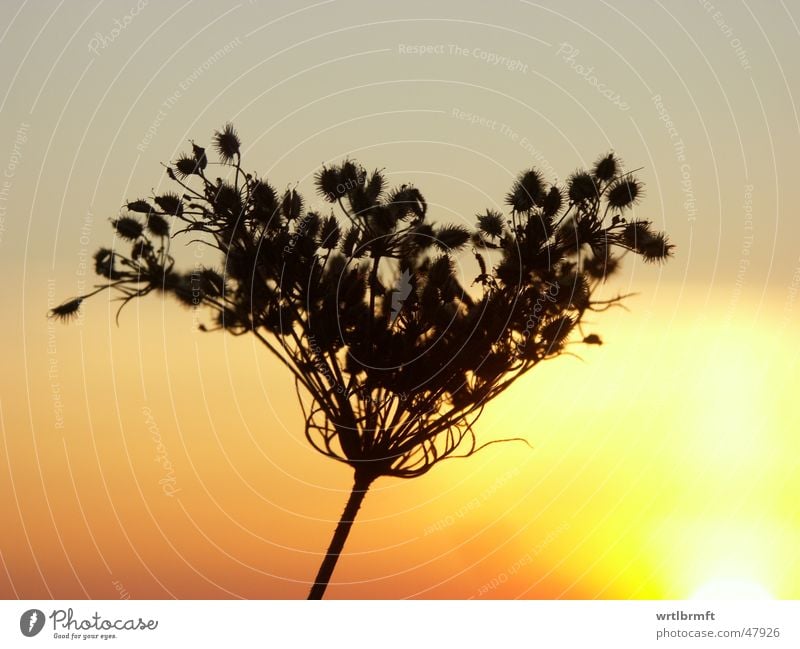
[1, 0, 798, 600]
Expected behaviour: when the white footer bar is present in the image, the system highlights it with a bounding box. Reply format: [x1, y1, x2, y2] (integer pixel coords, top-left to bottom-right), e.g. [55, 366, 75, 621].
[2, 600, 797, 648]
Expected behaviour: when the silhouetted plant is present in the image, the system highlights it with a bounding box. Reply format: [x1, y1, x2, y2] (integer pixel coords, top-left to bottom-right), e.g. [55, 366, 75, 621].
[52, 126, 672, 598]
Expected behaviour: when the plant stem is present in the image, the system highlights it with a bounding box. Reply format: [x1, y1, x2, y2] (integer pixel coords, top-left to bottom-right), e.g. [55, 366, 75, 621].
[307, 471, 375, 599]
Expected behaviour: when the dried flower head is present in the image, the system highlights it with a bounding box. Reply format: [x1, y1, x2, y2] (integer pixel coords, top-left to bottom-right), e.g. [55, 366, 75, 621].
[568, 171, 599, 204]
[607, 177, 642, 209]
[433, 224, 471, 252]
[338, 160, 361, 189]
[477, 210, 505, 238]
[318, 215, 341, 249]
[49, 297, 83, 322]
[213, 123, 240, 163]
[593, 153, 618, 182]
[191, 143, 207, 171]
[639, 231, 674, 263]
[112, 216, 143, 241]
[146, 213, 170, 237]
[621, 221, 651, 248]
[252, 181, 279, 223]
[364, 170, 385, 204]
[174, 155, 200, 178]
[315, 166, 344, 202]
[126, 200, 152, 213]
[281, 189, 303, 221]
[154, 193, 183, 216]
[542, 185, 563, 217]
[94, 248, 123, 279]
[506, 169, 544, 213]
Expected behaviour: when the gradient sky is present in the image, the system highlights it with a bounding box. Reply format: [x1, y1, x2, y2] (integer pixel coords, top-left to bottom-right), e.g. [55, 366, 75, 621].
[1, 0, 798, 599]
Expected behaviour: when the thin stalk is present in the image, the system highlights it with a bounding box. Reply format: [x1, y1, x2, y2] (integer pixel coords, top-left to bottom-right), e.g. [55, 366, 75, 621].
[307, 471, 376, 599]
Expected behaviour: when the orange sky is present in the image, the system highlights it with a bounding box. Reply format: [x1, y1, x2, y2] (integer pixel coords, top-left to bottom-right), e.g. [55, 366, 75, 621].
[2, 284, 798, 599]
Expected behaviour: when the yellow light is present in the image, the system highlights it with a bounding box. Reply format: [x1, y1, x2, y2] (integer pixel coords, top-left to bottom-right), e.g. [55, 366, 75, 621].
[691, 579, 774, 600]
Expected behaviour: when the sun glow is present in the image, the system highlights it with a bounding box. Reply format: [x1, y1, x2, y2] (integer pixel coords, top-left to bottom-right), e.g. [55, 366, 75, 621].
[691, 579, 774, 600]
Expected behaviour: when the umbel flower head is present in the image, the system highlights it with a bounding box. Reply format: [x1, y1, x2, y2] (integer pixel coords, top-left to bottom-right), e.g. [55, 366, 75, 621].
[51, 135, 672, 479]
[50, 131, 672, 599]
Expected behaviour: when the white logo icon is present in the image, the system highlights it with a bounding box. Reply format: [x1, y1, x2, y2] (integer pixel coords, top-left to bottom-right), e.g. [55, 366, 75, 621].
[389, 269, 413, 325]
